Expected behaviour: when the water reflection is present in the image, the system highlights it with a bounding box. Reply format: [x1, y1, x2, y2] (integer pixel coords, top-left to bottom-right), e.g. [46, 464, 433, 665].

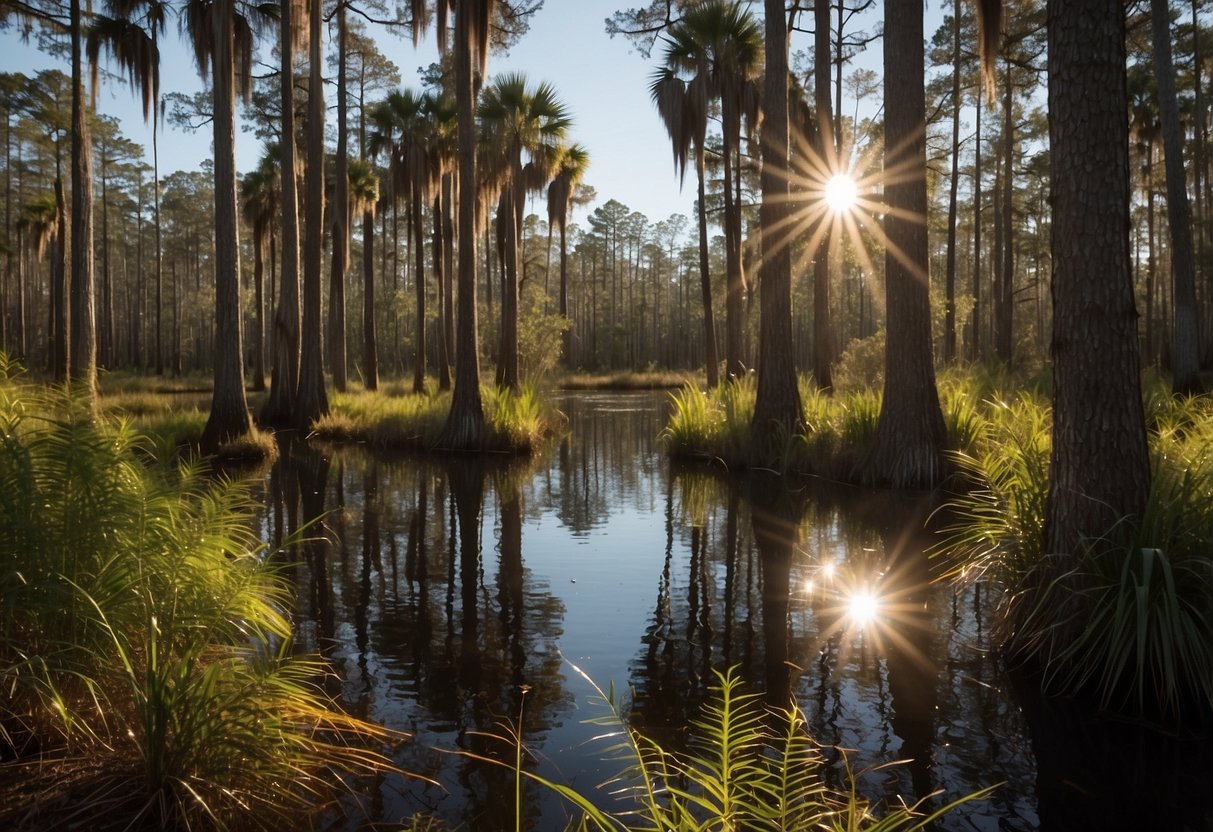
[256, 392, 1213, 832]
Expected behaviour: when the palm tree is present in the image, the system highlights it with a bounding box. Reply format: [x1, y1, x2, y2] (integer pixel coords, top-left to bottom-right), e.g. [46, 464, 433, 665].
[750, 0, 802, 460]
[425, 92, 457, 391]
[294, 0, 328, 428]
[477, 72, 571, 392]
[652, 0, 762, 382]
[77, 0, 165, 398]
[262, 0, 305, 425]
[650, 65, 718, 387]
[240, 149, 278, 391]
[435, 0, 497, 449]
[546, 142, 589, 370]
[184, 0, 271, 451]
[14, 194, 59, 361]
[348, 157, 380, 390]
[328, 0, 351, 393]
[860, 0, 947, 488]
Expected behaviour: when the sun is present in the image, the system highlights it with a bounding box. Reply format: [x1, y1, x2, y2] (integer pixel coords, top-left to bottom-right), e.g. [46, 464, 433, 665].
[847, 590, 880, 627]
[824, 173, 858, 214]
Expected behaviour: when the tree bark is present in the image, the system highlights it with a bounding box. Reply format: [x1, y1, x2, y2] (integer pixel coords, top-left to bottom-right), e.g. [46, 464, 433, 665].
[696, 146, 720, 387]
[861, 0, 947, 488]
[362, 206, 378, 390]
[944, 0, 961, 363]
[328, 1, 349, 393]
[69, 0, 95, 400]
[412, 184, 427, 394]
[201, 0, 253, 452]
[751, 0, 803, 461]
[264, 0, 301, 425]
[722, 96, 745, 381]
[1151, 0, 1203, 394]
[439, 4, 487, 448]
[812, 0, 834, 389]
[295, 0, 329, 428]
[1045, 0, 1151, 557]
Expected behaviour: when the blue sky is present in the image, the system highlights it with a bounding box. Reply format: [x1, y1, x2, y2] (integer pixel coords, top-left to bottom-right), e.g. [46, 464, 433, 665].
[1, 1, 895, 228]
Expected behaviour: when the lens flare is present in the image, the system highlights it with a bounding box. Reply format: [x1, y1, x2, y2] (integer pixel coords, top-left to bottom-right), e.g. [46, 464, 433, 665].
[848, 591, 879, 626]
[824, 173, 858, 213]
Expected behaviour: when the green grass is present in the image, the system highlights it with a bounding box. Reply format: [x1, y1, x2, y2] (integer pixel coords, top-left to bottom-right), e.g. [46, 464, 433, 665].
[0, 360, 400, 830]
[560, 370, 703, 390]
[316, 383, 564, 455]
[461, 664, 992, 831]
[937, 388, 1213, 721]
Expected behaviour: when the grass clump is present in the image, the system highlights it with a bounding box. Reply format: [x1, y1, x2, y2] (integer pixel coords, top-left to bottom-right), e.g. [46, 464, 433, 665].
[560, 370, 702, 390]
[938, 390, 1213, 722]
[467, 664, 990, 831]
[0, 361, 398, 830]
[317, 383, 563, 455]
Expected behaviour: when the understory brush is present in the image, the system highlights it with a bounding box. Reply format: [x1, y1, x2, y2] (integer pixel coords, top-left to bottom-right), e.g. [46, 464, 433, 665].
[466, 664, 990, 831]
[316, 383, 563, 454]
[938, 392, 1213, 721]
[0, 361, 398, 830]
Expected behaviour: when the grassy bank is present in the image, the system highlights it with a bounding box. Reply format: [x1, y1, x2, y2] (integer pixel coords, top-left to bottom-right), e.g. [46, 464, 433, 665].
[0, 364, 398, 830]
[314, 382, 564, 454]
[559, 369, 703, 390]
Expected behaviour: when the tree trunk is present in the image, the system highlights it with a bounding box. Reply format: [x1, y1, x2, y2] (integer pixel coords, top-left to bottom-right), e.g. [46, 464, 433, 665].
[1152, 0, 1203, 394]
[328, 1, 349, 393]
[434, 193, 450, 390]
[201, 0, 253, 452]
[295, 0, 329, 428]
[252, 226, 266, 391]
[971, 93, 983, 361]
[943, 0, 961, 363]
[722, 98, 744, 381]
[812, 0, 834, 389]
[363, 207, 378, 390]
[1045, 0, 1151, 557]
[996, 62, 1014, 364]
[69, 0, 95, 400]
[412, 186, 427, 394]
[751, 0, 804, 462]
[560, 219, 572, 369]
[696, 146, 719, 387]
[861, 0, 947, 488]
[53, 174, 68, 382]
[439, 5, 487, 449]
[264, 0, 301, 424]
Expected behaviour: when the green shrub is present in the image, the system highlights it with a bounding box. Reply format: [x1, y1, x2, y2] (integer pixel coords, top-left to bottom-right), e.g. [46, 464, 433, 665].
[0, 364, 397, 829]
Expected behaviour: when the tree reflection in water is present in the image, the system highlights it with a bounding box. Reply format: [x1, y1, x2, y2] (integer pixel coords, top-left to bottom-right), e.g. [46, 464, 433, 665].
[252, 394, 1213, 832]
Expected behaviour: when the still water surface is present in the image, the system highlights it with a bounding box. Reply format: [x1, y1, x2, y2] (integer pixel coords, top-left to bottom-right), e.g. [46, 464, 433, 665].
[258, 391, 1213, 831]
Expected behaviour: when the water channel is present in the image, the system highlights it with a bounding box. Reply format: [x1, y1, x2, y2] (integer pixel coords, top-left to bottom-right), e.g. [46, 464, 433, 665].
[257, 391, 1213, 831]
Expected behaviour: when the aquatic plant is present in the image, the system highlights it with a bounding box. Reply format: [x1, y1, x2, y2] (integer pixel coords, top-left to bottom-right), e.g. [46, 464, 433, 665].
[463, 665, 990, 831]
[0, 362, 398, 830]
[938, 391, 1213, 721]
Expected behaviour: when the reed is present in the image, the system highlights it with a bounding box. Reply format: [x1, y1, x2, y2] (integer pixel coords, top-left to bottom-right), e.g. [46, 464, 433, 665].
[461, 664, 990, 831]
[0, 362, 399, 830]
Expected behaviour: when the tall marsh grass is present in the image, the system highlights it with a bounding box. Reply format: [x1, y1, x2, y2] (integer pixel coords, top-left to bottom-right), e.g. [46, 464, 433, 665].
[938, 390, 1213, 721]
[464, 664, 990, 831]
[0, 361, 398, 829]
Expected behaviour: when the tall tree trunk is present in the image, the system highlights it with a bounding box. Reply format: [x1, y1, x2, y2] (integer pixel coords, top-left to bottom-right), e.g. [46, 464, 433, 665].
[1152, 0, 1203, 394]
[861, 0, 947, 488]
[53, 174, 68, 382]
[154, 101, 164, 376]
[944, 0, 962, 363]
[69, 0, 95, 399]
[722, 100, 744, 381]
[363, 206, 378, 390]
[439, 4, 487, 448]
[1045, 0, 1151, 557]
[295, 0, 329, 428]
[997, 61, 1014, 364]
[696, 146, 719, 387]
[971, 92, 983, 361]
[252, 226, 266, 390]
[201, 0, 253, 452]
[751, 0, 804, 461]
[328, 1, 349, 393]
[412, 186, 427, 394]
[442, 172, 455, 377]
[813, 0, 834, 389]
[434, 193, 450, 390]
[264, 0, 301, 424]
[560, 219, 572, 369]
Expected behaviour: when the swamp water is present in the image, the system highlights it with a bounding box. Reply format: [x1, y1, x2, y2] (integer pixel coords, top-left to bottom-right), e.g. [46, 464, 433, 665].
[258, 391, 1213, 831]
